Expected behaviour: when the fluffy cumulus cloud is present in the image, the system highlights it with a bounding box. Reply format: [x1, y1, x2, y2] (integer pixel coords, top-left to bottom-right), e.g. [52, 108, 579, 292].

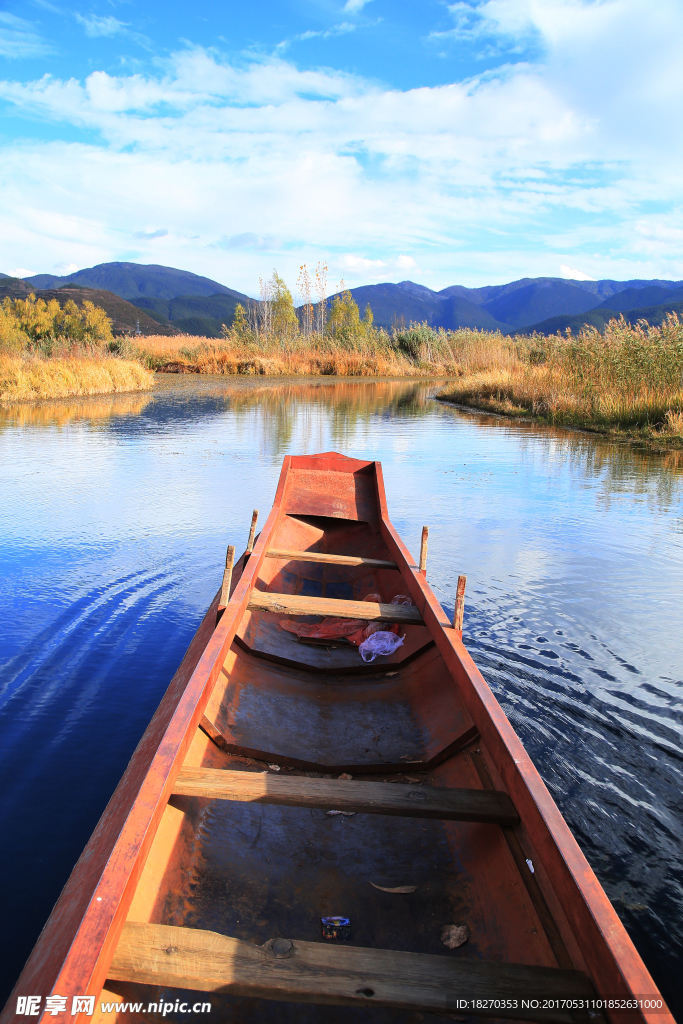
[1, 0, 682, 291]
[560, 265, 595, 281]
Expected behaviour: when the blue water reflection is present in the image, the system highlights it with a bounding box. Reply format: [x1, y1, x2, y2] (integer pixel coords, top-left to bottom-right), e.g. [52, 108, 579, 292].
[0, 377, 681, 1012]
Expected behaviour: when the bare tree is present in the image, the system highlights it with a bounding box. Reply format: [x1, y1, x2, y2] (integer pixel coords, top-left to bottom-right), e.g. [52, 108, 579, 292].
[258, 276, 273, 337]
[297, 264, 314, 338]
[314, 262, 328, 336]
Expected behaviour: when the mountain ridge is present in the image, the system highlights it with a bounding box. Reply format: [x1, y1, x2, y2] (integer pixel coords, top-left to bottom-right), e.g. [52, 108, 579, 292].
[24, 262, 250, 303]
[9, 262, 683, 336]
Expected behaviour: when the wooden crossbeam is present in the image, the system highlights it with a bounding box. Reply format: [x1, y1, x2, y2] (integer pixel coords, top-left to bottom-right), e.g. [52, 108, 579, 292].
[265, 548, 398, 569]
[173, 768, 519, 825]
[248, 591, 424, 625]
[110, 923, 595, 1021]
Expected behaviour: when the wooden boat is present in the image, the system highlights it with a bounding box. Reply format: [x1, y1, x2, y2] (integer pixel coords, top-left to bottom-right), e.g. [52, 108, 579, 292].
[3, 453, 672, 1024]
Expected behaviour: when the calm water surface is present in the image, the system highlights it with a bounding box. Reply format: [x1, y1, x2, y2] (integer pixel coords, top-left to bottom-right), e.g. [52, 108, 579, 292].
[1, 377, 682, 1013]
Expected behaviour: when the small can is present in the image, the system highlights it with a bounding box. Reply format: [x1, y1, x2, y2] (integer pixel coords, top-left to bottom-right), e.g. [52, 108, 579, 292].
[321, 916, 351, 940]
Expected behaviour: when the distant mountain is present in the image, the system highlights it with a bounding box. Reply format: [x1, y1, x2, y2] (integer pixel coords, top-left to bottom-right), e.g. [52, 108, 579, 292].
[518, 298, 683, 337]
[11, 261, 683, 336]
[333, 282, 510, 331]
[24, 262, 248, 303]
[478, 280, 599, 328]
[0, 278, 176, 336]
[592, 285, 683, 312]
[340, 277, 683, 332]
[441, 277, 682, 305]
[130, 292, 248, 338]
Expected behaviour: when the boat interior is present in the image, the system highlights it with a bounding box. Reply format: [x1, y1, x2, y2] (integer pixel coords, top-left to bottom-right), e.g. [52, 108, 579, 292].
[97, 475, 598, 1024]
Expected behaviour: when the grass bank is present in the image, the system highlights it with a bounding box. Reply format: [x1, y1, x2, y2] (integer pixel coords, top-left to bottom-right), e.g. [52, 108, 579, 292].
[135, 324, 474, 377]
[435, 315, 683, 446]
[0, 352, 155, 401]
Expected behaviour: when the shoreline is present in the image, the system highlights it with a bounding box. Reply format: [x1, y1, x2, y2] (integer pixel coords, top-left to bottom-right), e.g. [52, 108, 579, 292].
[435, 393, 683, 451]
[3, 359, 681, 453]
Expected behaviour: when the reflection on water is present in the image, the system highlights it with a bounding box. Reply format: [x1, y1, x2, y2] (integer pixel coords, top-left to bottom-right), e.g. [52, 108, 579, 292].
[0, 376, 681, 1013]
[0, 391, 154, 429]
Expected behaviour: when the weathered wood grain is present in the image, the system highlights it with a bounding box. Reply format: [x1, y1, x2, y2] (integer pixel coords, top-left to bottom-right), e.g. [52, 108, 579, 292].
[248, 591, 424, 624]
[454, 574, 467, 632]
[172, 768, 519, 825]
[109, 922, 595, 1021]
[419, 526, 429, 574]
[247, 510, 259, 553]
[265, 548, 397, 569]
[219, 545, 235, 608]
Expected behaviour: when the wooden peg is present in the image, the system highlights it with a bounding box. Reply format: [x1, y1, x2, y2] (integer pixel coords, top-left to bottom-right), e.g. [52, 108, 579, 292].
[453, 574, 467, 633]
[419, 526, 429, 575]
[219, 545, 235, 608]
[247, 509, 259, 553]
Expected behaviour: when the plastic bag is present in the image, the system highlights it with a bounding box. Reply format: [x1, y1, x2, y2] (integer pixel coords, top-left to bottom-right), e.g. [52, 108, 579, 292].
[359, 631, 405, 662]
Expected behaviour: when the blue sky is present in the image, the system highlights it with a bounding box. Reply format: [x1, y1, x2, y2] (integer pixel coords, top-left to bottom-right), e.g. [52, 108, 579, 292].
[1, 0, 682, 294]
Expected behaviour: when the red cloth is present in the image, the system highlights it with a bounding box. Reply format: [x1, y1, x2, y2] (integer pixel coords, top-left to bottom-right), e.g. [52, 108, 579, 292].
[279, 592, 403, 646]
[279, 616, 367, 640]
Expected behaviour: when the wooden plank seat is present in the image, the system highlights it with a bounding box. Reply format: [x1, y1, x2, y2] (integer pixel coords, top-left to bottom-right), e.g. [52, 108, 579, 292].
[247, 591, 424, 625]
[265, 548, 398, 569]
[173, 768, 519, 825]
[110, 922, 596, 1022]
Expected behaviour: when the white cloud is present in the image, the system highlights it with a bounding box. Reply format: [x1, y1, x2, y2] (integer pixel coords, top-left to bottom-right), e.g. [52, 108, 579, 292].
[1, 1, 683, 290]
[216, 233, 281, 251]
[343, 0, 374, 12]
[54, 262, 79, 273]
[341, 254, 419, 280]
[296, 22, 356, 42]
[8, 267, 37, 277]
[343, 255, 386, 272]
[133, 228, 168, 240]
[0, 12, 52, 58]
[75, 13, 129, 38]
[73, 12, 150, 47]
[560, 265, 594, 281]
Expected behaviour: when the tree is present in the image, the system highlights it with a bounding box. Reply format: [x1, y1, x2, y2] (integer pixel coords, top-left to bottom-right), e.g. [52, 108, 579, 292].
[327, 287, 374, 344]
[270, 271, 298, 339]
[232, 303, 248, 337]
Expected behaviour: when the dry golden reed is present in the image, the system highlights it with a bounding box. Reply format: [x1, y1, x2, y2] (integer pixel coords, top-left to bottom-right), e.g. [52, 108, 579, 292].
[0, 353, 155, 402]
[0, 391, 153, 427]
[136, 326, 471, 379]
[437, 314, 683, 438]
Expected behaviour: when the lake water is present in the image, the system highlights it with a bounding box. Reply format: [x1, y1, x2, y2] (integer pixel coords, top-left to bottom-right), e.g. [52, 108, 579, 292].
[1, 377, 681, 1014]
